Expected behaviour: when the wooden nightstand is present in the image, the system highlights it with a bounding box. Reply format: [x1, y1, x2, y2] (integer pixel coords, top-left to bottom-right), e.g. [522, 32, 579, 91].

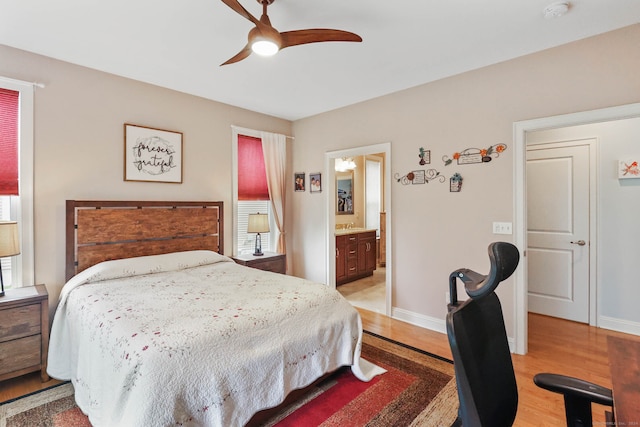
[0, 285, 49, 382]
[232, 252, 286, 274]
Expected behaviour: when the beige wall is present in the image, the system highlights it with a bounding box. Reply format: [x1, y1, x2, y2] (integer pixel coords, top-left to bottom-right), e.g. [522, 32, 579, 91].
[2, 23, 640, 338]
[0, 44, 292, 306]
[291, 24, 640, 336]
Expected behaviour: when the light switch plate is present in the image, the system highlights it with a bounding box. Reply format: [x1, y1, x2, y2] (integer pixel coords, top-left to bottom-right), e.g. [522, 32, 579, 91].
[493, 222, 513, 235]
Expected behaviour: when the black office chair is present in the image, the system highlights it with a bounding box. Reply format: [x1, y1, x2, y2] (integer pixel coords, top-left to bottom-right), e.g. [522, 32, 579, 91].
[446, 242, 613, 427]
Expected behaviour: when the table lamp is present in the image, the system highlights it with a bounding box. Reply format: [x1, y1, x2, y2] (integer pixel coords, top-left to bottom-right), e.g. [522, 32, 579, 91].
[0, 221, 20, 297]
[247, 213, 269, 256]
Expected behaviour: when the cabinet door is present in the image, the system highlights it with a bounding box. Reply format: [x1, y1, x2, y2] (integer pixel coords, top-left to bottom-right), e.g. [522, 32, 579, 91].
[357, 232, 377, 274]
[336, 236, 347, 282]
[365, 238, 377, 271]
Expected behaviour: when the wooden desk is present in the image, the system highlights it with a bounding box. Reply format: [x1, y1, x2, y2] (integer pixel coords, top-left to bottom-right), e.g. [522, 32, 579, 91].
[607, 336, 640, 426]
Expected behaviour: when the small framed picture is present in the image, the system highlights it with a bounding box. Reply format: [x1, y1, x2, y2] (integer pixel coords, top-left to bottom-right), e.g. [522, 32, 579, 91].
[124, 123, 183, 183]
[618, 159, 640, 179]
[294, 172, 305, 192]
[310, 173, 322, 193]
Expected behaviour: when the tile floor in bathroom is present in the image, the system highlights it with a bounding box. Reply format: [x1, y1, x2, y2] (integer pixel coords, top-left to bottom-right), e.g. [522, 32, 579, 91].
[337, 267, 386, 313]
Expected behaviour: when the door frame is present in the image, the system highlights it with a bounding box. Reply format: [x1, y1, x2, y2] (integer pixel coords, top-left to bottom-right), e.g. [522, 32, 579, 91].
[325, 142, 392, 316]
[513, 102, 640, 355]
[526, 138, 597, 324]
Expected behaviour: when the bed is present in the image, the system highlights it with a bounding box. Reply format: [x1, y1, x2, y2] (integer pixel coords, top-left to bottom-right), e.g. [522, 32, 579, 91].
[48, 200, 378, 426]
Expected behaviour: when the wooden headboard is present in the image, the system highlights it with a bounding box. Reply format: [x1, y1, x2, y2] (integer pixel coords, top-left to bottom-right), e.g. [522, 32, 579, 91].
[66, 200, 224, 281]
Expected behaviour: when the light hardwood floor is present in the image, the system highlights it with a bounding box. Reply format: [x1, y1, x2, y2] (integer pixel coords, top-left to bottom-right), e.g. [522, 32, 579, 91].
[2, 310, 638, 426]
[359, 308, 640, 426]
[0, 371, 63, 402]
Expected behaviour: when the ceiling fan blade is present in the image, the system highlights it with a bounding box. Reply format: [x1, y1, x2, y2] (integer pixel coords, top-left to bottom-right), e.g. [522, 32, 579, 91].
[220, 0, 261, 26]
[280, 29, 362, 49]
[220, 44, 252, 66]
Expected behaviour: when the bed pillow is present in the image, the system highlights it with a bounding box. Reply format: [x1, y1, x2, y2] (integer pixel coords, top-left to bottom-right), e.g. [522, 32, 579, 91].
[60, 250, 233, 299]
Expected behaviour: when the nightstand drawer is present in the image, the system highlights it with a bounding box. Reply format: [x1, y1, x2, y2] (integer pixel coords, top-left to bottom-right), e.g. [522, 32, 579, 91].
[0, 335, 41, 376]
[254, 258, 286, 273]
[0, 284, 49, 382]
[0, 305, 41, 342]
[232, 253, 286, 275]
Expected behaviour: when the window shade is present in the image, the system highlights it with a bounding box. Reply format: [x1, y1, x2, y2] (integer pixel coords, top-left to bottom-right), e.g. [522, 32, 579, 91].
[236, 200, 271, 255]
[0, 88, 19, 196]
[238, 134, 269, 201]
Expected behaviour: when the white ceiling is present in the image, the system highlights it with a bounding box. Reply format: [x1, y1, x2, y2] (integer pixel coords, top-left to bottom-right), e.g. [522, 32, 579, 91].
[1, 0, 639, 121]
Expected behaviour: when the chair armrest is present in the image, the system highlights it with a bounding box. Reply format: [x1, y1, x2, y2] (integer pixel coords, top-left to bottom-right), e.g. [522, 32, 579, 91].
[534, 373, 613, 407]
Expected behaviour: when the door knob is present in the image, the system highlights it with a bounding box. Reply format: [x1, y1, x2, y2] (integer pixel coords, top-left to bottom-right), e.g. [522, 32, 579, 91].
[570, 240, 586, 246]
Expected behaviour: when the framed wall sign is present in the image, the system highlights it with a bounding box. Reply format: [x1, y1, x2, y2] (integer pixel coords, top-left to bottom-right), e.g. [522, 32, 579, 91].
[124, 123, 183, 183]
[450, 173, 463, 192]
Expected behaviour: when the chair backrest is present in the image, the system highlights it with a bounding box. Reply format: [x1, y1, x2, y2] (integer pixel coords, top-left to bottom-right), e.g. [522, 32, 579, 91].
[446, 242, 520, 427]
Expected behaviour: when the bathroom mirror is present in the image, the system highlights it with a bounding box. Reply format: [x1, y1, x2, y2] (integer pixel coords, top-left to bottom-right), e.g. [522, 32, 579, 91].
[336, 171, 354, 215]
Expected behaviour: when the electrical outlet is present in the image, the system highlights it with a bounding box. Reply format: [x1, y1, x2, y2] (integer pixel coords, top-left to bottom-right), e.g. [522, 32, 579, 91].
[493, 221, 513, 235]
[445, 291, 450, 304]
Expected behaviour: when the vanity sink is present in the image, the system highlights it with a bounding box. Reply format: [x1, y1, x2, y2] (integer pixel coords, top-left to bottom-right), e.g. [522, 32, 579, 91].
[334, 227, 376, 236]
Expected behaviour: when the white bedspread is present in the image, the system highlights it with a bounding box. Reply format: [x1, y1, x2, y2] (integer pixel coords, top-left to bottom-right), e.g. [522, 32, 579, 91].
[48, 250, 380, 426]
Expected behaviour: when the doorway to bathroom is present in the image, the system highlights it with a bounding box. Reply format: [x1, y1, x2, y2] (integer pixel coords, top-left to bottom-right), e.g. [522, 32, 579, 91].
[325, 143, 391, 315]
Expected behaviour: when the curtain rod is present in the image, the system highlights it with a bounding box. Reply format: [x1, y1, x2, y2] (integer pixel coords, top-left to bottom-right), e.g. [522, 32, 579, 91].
[0, 76, 46, 89]
[231, 125, 294, 140]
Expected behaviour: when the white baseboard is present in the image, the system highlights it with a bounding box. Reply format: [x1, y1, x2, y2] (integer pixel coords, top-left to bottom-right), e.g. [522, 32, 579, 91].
[391, 306, 517, 353]
[599, 315, 640, 336]
[391, 307, 447, 334]
[388, 309, 640, 354]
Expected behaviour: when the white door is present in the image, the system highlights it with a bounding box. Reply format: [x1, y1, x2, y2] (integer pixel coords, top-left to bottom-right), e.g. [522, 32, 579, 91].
[526, 141, 593, 323]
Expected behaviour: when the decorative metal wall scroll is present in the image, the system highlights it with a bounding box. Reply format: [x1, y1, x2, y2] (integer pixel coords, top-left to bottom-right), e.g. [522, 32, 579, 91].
[419, 147, 431, 165]
[443, 143, 507, 166]
[395, 169, 445, 185]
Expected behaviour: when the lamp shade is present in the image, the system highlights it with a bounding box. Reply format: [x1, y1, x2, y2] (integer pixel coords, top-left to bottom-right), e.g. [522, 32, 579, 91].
[335, 157, 357, 172]
[0, 221, 20, 257]
[247, 213, 269, 234]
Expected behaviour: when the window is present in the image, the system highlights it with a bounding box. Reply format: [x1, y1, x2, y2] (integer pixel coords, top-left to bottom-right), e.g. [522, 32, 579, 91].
[233, 131, 273, 256]
[236, 200, 271, 255]
[365, 157, 382, 237]
[0, 77, 35, 288]
[0, 197, 13, 285]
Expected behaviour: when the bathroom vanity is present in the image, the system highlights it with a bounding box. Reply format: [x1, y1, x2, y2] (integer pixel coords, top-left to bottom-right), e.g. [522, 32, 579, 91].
[335, 228, 377, 285]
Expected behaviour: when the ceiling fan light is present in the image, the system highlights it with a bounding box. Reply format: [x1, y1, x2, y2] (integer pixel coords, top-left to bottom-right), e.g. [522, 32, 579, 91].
[251, 39, 279, 56]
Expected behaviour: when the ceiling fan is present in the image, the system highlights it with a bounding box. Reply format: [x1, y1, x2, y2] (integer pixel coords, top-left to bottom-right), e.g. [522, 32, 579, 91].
[220, 0, 362, 66]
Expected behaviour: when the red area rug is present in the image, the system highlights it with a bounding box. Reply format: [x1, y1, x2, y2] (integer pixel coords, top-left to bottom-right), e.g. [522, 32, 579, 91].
[0, 332, 458, 426]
